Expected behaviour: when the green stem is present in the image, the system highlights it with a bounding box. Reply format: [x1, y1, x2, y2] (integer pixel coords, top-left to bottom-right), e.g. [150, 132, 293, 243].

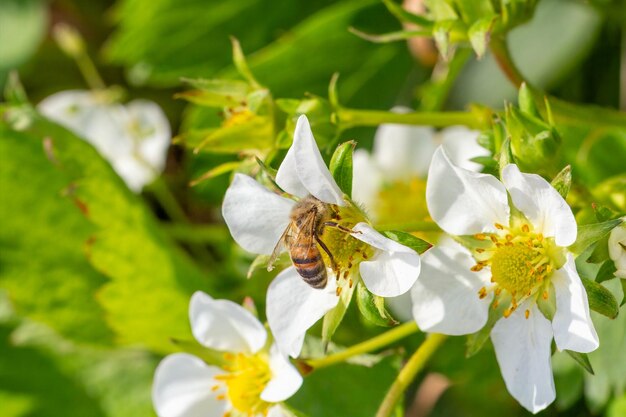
[149, 177, 190, 224]
[375, 333, 447, 417]
[489, 36, 525, 88]
[304, 322, 419, 370]
[335, 108, 485, 130]
[75, 52, 106, 91]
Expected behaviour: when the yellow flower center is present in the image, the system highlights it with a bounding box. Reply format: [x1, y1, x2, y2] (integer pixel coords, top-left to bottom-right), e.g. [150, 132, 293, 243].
[214, 352, 272, 416]
[319, 202, 375, 296]
[471, 222, 563, 318]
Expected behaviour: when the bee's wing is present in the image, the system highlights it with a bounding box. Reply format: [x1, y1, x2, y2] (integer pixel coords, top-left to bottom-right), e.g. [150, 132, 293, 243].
[267, 223, 294, 271]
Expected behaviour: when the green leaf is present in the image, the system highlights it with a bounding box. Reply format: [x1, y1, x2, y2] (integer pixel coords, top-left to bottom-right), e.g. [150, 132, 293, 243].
[570, 218, 623, 256]
[287, 354, 401, 417]
[0, 123, 114, 345]
[230, 36, 261, 88]
[322, 280, 356, 346]
[581, 278, 619, 319]
[329, 140, 355, 197]
[565, 350, 594, 375]
[4, 113, 213, 353]
[550, 165, 572, 199]
[355, 281, 398, 327]
[497, 137, 514, 176]
[381, 230, 432, 254]
[0, 324, 106, 417]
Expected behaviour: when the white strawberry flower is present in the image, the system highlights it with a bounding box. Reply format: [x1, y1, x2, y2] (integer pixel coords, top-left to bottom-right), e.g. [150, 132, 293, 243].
[352, 106, 489, 214]
[152, 291, 302, 417]
[410, 146, 599, 413]
[222, 115, 421, 358]
[608, 223, 626, 279]
[38, 90, 170, 192]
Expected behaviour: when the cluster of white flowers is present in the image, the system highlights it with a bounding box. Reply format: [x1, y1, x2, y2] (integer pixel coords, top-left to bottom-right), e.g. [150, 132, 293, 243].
[40, 86, 602, 415]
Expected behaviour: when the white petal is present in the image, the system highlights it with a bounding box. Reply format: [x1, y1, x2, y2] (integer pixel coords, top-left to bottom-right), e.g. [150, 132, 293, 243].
[260, 344, 303, 402]
[351, 149, 382, 211]
[410, 244, 492, 335]
[291, 115, 345, 205]
[126, 99, 171, 173]
[426, 146, 510, 236]
[551, 254, 599, 353]
[440, 126, 489, 172]
[267, 405, 293, 417]
[111, 155, 156, 193]
[501, 164, 577, 247]
[351, 223, 421, 297]
[266, 267, 339, 357]
[275, 133, 308, 199]
[82, 103, 134, 159]
[222, 174, 295, 255]
[190, 291, 267, 354]
[37, 90, 101, 136]
[152, 353, 228, 417]
[373, 107, 436, 179]
[491, 305, 555, 414]
[608, 224, 626, 272]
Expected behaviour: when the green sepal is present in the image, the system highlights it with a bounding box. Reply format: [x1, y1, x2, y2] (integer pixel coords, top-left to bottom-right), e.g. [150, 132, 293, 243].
[382, 0, 434, 27]
[322, 281, 356, 347]
[329, 141, 355, 197]
[355, 281, 399, 327]
[497, 137, 515, 177]
[550, 165, 572, 200]
[380, 230, 432, 254]
[565, 350, 594, 375]
[230, 36, 261, 88]
[468, 16, 496, 58]
[595, 260, 617, 283]
[569, 218, 623, 256]
[537, 283, 556, 321]
[581, 278, 619, 319]
[517, 82, 540, 118]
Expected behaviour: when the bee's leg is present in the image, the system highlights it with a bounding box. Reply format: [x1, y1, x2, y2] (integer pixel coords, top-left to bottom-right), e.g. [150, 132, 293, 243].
[315, 235, 336, 270]
[323, 221, 362, 235]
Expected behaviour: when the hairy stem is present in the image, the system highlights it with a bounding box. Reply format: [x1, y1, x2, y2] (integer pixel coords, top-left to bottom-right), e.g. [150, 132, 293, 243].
[376, 333, 447, 417]
[489, 36, 525, 88]
[336, 108, 485, 129]
[304, 322, 419, 371]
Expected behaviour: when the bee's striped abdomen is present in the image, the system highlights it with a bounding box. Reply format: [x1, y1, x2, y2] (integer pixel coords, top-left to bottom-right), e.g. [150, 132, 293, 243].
[291, 245, 327, 289]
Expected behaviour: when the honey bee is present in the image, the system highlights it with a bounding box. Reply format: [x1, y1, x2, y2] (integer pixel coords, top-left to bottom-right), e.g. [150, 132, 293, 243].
[268, 195, 336, 289]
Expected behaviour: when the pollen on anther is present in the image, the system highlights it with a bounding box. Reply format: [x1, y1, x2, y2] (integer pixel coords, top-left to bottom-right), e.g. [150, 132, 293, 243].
[522, 224, 530, 233]
[470, 264, 484, 272]
[490, 235, 498, 243]
[474, 233, 487, 240]
[349, 278, 353, 288]
[211, 385, 220, 392]
[494, 223, 505, 230]
[525, 309, 530, 319]
[216, 394, 226, 401]
[542, 290, 549, 300]
[336, 287, 342, 296]
[476, 248, 485, 253]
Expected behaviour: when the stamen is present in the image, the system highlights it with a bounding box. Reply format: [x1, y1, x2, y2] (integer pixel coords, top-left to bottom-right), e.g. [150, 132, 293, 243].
[474, 233, 487, 240]
[494, 223, 505, 230]
[525, 309, 530, 319]
[522, 224, 530, 233]
[336, 287, 342, 296]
